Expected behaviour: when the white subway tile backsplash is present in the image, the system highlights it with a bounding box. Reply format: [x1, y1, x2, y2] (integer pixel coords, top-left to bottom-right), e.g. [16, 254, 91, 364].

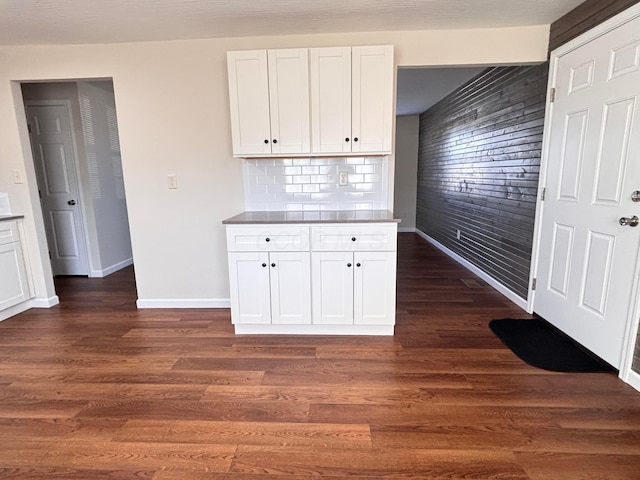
[243, 156, 388, 211]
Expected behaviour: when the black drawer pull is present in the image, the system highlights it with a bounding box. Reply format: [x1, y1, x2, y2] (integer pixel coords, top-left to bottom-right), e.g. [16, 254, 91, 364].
[262, 263, 267, 267]
[356, 263, 361, 267]
[265, 238, 270, 242]
[271, 263, 276, 268]
[347, 263, 352, 268]
[351, 237, 356, 242]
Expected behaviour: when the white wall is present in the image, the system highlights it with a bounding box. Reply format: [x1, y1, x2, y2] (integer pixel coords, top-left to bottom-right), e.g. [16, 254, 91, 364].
[393, 115, 420, 231]
[77, 81, 133, 276]
[0, 25, 550, 305]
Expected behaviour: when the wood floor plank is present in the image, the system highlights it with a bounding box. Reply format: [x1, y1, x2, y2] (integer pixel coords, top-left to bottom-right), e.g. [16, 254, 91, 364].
[0, 234, 638, 478]
[115, 419, 371, 448]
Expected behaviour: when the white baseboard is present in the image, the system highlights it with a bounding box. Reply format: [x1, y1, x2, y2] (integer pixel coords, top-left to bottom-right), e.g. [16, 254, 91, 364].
[90, 257, 133, 278]
[136, 298, 231, 309]
[30, 295, 60, 308]
[234, 324, 394, 335]
[415, 229, 528, 311]
[397, 227, 416, 233]
[0, 295, 59, 322]
[625, 369, 640, 393]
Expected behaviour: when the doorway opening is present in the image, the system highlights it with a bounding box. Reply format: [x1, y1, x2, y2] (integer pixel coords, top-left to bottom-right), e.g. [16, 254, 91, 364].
[21, 80, 134, 284]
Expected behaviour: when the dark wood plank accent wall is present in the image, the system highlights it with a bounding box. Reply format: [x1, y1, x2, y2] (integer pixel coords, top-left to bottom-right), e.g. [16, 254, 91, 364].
[416, 65, 548, 300]
[549, 0, 640, 52]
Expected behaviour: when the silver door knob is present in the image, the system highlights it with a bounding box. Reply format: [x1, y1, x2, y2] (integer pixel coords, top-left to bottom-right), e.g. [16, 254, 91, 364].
[619, 216, 639, 227]
[67, 199, 76, 206]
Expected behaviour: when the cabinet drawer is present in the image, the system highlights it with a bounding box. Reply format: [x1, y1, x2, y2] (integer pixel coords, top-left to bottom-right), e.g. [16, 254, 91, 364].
[226, 226, 310, 252]
[0, 221, 20, 246]
[311, 224, 397, 251]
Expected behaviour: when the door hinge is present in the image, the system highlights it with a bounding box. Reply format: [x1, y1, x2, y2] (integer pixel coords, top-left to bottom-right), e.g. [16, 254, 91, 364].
[541, 187, 546, 201]
[48, 251, 51, 259]
[532, 278, 537, 291]
[38, 189, 42, 199]
[550, 88, 556, 103]
[27, 124, 32, 134]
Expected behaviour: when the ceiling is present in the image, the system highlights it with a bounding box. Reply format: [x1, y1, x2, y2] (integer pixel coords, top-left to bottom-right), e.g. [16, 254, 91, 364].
[1, 0, 585, 46]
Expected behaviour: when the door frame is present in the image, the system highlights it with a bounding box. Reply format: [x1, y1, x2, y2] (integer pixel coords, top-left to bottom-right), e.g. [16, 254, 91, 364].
[529, 2, 640, 389]
[24, 98, 93, 276]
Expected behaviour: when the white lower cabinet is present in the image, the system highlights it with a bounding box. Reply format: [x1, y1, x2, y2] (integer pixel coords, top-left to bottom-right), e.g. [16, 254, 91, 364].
[225, 222, 397, 334]
[0, 220, 32, 312]
[312, 251, 396, 325]
[228, 251, 311, 325]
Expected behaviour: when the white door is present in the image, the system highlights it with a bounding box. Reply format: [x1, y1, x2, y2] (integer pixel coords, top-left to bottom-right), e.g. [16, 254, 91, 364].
[269, 252, 311, 325]
[310, 47, 352, 154]
[228, 252, 271, 324]
[227, 50, 272, 155]
[268, 49, 310, 155]
[354, 251, 396, 325]
[351, 45, 394, 154]
[27, 103, 89, 276]
[312, 251, 354, 324]
[535, 12, 640, 368]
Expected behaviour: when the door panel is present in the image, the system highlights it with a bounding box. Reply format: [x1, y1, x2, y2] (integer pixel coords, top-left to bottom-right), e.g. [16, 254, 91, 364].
[269, 252, 311, 325]
[27, 103, 89, 276]
[311, 251, 353, 324]
[354, 251, 396, 325]
[535, 13, 640, 368]
[228, 252, 271, 324]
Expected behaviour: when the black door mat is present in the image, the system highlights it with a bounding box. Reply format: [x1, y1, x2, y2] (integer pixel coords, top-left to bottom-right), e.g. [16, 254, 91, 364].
[489, 318, 615, 373]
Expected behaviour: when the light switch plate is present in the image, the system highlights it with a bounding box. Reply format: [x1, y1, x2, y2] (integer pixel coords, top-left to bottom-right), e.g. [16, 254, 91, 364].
[12, 170, 24, 184]
[168, 174, 177, 189]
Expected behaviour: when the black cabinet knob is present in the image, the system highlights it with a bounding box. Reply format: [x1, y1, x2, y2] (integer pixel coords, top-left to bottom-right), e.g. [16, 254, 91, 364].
[262, 263, 267, 267]
[265, 238, 270, 242]
[354, 137, 359, 142]
[264, 139, 269, 144]
[356, 263, 361, 267]
[271, 263, 276, 268]
[345, 137, 350, 142]
[347, 263, 352, 268]
[351, 237, 356, 242]
[272, 139, 278, 144]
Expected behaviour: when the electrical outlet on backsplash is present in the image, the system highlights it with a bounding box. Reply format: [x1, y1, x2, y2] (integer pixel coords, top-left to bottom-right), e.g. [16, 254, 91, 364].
[243, 157, 389, 211]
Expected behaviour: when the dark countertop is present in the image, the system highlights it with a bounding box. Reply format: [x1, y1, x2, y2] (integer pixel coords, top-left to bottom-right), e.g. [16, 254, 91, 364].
[0, 215, 24, 221]
[223, 210, 400, 224]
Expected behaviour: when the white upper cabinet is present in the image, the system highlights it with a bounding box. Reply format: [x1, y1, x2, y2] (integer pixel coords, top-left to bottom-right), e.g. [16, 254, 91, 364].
[227, 49, 310, 156]
[268, 49, 311, 155]
[310, 47, 352, 154]
[351, 45, 394, 154]
[228, 45, 394, 157]
[311, 45, 394, 155]
[227, 50, 272, 156]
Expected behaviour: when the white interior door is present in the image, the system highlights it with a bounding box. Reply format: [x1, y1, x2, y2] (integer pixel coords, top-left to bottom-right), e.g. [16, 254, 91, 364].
[535, 11, 640, 369]
[27, 102, 90, 276]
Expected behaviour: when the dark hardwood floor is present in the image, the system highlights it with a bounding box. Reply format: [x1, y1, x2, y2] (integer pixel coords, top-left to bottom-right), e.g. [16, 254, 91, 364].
[0, 233, 639, 479]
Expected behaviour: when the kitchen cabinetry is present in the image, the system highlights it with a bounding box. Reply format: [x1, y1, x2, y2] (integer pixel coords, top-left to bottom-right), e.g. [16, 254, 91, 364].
[311, 224, 397, 325]
[224, 217, 398, 334]
[0, 220, 31, 311]
[311, 45, 394, 155]
[227, 45, 393, 157]
[226, 226, 311, 325]
[227, 48, 310, 156]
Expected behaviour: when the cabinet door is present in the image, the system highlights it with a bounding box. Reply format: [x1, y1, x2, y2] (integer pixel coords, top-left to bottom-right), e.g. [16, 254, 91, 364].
[228, 252, 271, 324]
[0, 242, 30, 311]
[268, 49, 310, 155]
[310, 47, 352, 154]
[311, 252, 354, 324]
[351, 45, 394, 154]
[227, 50, 272, 156]
[269, 252, 311, 325]
[354, 251, 396, 325]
